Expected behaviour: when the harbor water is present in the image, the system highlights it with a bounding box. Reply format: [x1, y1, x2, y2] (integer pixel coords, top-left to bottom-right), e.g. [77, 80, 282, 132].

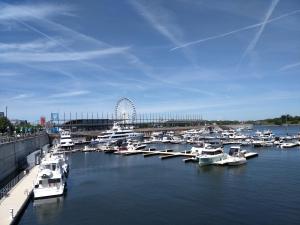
[19, 126, 300, 225]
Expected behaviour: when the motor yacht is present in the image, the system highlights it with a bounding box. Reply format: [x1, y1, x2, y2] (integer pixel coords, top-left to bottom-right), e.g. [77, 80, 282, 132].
[133, 142, 147, 150]
[280, 142, 299, 148]
[59, 130, 74, 149]
[162, 136, 171, 143]
[116, 141, 147, 153]
[221, 129, 247, 140]
[252, 137, 274, 147]
[197, 147, 227, 166]
[98, 142, 118, 153]
[33, 154, 67, 199]
[170, 136, 183, 144]
[96, 123, 143, 143]
[190, 142, 211, 155]
[255, 130, 274, 139]
[227, 146, 247, 166]
[240, 139, 252, 146]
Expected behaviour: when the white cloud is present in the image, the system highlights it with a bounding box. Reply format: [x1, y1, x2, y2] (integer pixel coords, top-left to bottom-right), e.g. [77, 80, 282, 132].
[0, 39, 59, 51]
[50, 90, 90, 98]
[280, 62, 300, 71]
[0, 70, 19, 77]
[0, 47, 130, 62]
[0, 2, 154, 83]
[0, 3, 73, 22]
[11, 94, 32, 100]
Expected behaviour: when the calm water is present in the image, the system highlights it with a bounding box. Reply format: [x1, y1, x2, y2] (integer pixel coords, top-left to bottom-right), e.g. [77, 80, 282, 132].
[19, 126, 300, 225]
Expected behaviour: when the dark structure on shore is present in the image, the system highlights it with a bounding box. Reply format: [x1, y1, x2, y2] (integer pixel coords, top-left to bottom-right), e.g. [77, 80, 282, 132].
[49, 114, 204, 132]
[62, 119, 113, 131]
[49, 98, 204, 132]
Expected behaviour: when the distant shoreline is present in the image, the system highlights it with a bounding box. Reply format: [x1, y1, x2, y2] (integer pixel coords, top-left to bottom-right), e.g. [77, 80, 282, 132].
[254, 123, 300, 126]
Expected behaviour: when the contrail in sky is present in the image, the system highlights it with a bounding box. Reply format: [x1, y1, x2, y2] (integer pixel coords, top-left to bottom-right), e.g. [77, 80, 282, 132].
[241, 0, 280, 59]
[171, 8, 300, 51]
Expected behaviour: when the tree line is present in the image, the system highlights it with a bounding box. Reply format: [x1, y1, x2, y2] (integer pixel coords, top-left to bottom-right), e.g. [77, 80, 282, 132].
[0, 117, 43, 135]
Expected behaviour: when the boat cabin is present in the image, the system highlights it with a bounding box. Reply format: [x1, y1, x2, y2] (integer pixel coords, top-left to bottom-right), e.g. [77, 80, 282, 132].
[202, 149, 223, 155]
[229, 146, 241, 156]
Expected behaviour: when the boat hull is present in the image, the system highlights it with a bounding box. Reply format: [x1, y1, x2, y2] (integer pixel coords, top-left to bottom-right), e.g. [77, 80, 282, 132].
[34, 184, 66, 199]
[198, 155, 226, 166]
[227, 158, 247, 166]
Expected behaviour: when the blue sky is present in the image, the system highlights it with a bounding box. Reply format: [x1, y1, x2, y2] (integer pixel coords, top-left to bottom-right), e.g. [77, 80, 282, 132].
[0, 0, 299, 121]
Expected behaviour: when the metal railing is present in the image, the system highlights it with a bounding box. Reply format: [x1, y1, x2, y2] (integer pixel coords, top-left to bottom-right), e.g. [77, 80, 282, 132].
[0, 131, 47, 145]
[0, 170, 28, 201]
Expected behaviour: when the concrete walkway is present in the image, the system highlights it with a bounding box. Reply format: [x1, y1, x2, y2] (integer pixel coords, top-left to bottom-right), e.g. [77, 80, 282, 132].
[0, 166, 38, 225]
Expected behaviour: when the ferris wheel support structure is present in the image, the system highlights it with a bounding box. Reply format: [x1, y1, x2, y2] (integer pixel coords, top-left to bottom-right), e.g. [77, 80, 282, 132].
[115, 97, 137, 124]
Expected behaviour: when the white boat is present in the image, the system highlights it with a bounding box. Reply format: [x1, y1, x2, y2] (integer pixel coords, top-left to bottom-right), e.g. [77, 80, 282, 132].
[34, 154, 67, 199]
[96, 123, 143, 143]
[227, 146, 247, 166]
[161, 136, 171, 143]
[190, 142, 211, 154]
[169, 136, 183, 144]
[118, 141, 147, 153]
[51, 147, 69, 175]
[274, 139, 283, 145]
[255, 130, 274, 139]
[59, 130, 74, 148]
[149, 137, 163, 143]
[152, 131, 163, 137]
[280, 142, 299, 148]
[83, 145, 97, 152]
[98, 142, 118, 152]
[252, 137, 274, 147]
[197, 147, 227, 166]
[221, 129, 247, 139]
[240, 139, 252, 146]
[133, 143, 147, 150]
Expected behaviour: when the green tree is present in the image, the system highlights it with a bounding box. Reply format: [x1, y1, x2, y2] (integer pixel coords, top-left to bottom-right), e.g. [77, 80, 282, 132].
[0, 117, 14, 134]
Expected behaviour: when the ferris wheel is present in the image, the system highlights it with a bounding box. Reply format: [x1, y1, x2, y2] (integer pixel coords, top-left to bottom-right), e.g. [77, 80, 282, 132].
[115, 97, 136, 123]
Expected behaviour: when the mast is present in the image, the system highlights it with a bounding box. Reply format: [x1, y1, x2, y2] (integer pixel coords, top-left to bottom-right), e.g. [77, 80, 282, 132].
[285, 114, 288, 136]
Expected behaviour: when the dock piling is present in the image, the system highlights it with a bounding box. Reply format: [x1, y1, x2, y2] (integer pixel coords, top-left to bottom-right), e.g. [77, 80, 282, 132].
[9, 209, 14, 219]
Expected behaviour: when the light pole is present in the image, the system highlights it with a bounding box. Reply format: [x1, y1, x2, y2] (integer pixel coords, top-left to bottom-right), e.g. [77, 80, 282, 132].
[7, 125, 10, 139]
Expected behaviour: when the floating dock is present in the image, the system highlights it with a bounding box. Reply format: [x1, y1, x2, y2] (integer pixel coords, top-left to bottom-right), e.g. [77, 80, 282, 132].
[56, 147, 258, 165]
[160, 153, 182, 160]
[144, 152, 161, 157]
[0, 166, 38, 225]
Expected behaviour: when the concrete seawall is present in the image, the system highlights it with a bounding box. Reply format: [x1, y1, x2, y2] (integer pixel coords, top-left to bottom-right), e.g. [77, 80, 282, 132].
[0, 134, 49, 183]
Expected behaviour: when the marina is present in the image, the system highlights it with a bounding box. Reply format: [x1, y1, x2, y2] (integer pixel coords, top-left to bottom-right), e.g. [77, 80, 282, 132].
[1, 1, 300, 224]
[0, 125, 299, 225]
[18, 134, 300, 225]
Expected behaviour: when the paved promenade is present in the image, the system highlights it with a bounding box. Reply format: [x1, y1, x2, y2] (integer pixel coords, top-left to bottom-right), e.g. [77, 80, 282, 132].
[0, 166, 38, 225]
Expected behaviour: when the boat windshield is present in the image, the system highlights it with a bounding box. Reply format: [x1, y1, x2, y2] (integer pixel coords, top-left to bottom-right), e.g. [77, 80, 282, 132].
[229, 148, 239, 156]
[202, 150, 223, 155]
[42, 163, 57, 171]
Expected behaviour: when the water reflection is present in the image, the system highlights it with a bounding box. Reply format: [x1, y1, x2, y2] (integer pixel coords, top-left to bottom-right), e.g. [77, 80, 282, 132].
[33, 196, 65, 224]
[197, 164, 226, 173]
[226, 164, 247, 175]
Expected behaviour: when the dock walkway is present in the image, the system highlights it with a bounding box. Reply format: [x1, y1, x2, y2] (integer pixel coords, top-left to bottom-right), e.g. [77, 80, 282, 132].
[0, 166, 38, 225]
